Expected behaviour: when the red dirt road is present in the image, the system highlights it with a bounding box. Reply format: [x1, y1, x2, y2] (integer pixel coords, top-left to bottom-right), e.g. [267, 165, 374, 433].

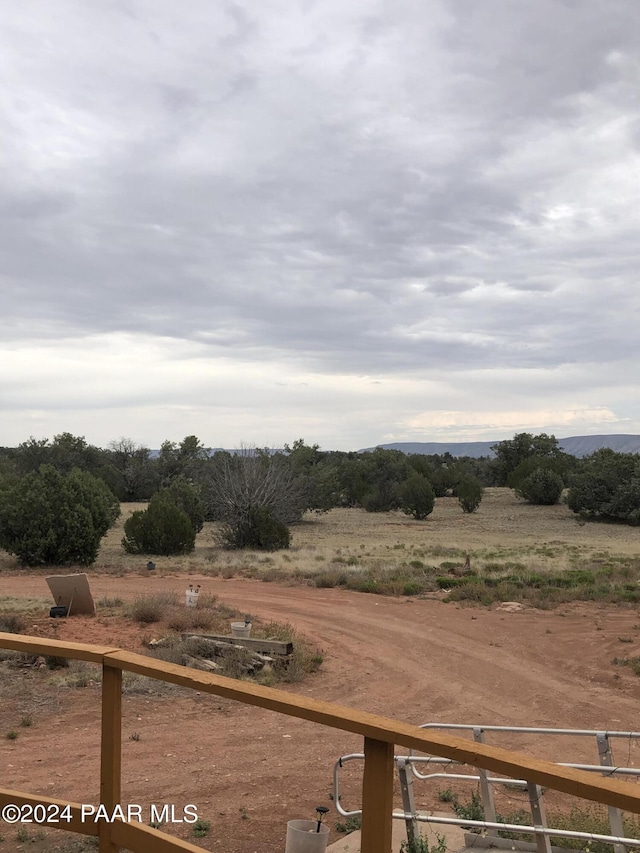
[2, 574, 640, 852]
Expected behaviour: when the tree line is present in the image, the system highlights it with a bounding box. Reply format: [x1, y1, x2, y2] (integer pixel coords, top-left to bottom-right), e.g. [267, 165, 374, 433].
[0, 431, 638, 566]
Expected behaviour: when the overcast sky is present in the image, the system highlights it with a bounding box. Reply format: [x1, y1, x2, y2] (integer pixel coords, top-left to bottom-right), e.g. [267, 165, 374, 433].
[2, 0, 639, 451]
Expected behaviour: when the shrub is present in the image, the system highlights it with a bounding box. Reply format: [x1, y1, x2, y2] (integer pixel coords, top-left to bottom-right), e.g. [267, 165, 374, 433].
[122, 492, 196, 555]
[129, 592, 179, 624]
[456, 477, 483, 513]
[0, 465, 120, 566]
[0, 614, 26, 634]
[164, 477, 206, 532]
[46, 656, 69, 670]
[192, 819, 211, 839]
[492, 432, 568, 485]
[566, 449, 640, 524]
[218, 506, 290, 551]
[167, 609, 215, 632]
[603, 478, 640, 526]
[398, 474, 435, 520]
[515, 468, 564, 505]
[360, 488, 383, 512]
[506, 455, 571, 491]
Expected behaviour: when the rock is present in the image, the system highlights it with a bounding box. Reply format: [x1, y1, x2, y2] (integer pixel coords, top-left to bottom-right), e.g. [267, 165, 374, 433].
[496, 601, 526, 613]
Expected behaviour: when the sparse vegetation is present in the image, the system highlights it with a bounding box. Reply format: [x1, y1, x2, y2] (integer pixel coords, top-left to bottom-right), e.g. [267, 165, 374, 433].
[97, 596, 124, 609]
[46, 655, 70, 670]
[49, 660, 96, 688]
[439, 789, 640, 853]
[256, 620, 323, 683]
[400, 833, 447, 853]
[550, 805, 640, 853]
[0, 613, 26, 633]
[612, 656, 640, 676]
[192, 818, 211, 838]
[129, 592, 180, 624]
[335, 814, 362, 833]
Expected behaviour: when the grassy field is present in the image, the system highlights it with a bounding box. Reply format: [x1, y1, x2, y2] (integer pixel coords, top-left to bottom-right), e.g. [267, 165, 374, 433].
[1, 488, 639, 606]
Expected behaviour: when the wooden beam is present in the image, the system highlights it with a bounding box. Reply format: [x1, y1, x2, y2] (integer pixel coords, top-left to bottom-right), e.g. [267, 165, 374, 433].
[111, 819, 211, 852]
[0, 631, 119, 663]
[182, 633, 293, 655]
[361, 738, 395, 853]
[99, 664, 122, 853]
[0, 788, 98, 836]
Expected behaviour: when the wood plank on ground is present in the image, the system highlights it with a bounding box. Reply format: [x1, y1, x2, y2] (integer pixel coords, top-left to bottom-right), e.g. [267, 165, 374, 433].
[181, 633, 293, 655]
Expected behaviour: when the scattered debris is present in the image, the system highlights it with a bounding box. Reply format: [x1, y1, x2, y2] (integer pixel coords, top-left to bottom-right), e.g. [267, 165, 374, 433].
[148, 637, 173, 649]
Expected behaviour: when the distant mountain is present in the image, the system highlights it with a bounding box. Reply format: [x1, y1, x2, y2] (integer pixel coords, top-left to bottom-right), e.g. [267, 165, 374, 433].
[358, 434, 640, 459]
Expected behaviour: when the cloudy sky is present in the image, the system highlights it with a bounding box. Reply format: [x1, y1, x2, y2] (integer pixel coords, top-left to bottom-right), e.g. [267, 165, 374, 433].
[2, 0, 639, 451]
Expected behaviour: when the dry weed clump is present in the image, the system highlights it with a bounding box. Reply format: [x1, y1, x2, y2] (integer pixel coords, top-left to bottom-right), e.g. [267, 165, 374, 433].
[0, 597, 51, 615]
[254, 620, 323, 683]
[121, 671, 181, 696]
[128, 590, 236, 634]
[167, 601, 227, 634]
[0, 613, 27, 633]
[49, 660, 98, 689]
[128, 591, 180, 623]
[612, 656, 640, 676]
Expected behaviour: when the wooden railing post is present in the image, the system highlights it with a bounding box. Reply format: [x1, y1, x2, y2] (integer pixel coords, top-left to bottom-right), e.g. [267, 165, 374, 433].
[100, 663, 122, 853]
[361, 737, 395, 853]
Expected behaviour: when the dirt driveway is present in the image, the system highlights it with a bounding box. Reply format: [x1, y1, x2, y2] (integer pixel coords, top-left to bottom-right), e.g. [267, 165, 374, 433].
[2, 574, 640, 852]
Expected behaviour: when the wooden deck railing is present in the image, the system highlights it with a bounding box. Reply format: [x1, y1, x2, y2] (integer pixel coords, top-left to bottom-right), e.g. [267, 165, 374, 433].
[2, 631, 640, 853]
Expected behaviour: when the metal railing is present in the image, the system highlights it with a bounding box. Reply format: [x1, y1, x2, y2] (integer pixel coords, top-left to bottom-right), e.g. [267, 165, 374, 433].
[334, 725, 640, 853]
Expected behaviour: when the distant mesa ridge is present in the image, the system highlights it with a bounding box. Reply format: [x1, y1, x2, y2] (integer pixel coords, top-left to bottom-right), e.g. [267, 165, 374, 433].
[358, 434, 640, 459]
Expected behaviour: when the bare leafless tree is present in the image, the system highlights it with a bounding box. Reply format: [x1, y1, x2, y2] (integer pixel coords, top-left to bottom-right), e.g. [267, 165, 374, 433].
[204, 447, 308, 548]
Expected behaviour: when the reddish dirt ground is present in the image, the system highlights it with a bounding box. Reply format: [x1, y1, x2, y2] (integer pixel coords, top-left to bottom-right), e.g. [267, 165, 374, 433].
[2, 574, 640, 852]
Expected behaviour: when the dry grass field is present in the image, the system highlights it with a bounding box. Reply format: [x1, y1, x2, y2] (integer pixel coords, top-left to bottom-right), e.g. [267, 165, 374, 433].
[44, 488, 631, 572]
[59, 488, 640, 606]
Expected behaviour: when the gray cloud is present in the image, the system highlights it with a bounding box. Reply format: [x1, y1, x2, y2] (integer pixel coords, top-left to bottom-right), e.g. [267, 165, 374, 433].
[1, 0, 639, 447]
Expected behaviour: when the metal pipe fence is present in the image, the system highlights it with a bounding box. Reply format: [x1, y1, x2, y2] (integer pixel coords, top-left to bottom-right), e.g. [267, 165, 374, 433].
[334, 725, 640, 853]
